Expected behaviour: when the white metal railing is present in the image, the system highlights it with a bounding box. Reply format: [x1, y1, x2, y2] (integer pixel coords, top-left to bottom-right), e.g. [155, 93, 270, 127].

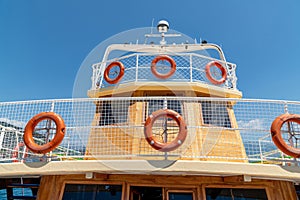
[0, 97, 300, 164]
[91, 53, 237, 90]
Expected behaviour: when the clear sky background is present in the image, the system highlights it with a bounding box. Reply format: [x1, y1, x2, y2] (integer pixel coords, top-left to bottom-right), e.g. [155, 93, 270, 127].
[0, 0, 300, 102]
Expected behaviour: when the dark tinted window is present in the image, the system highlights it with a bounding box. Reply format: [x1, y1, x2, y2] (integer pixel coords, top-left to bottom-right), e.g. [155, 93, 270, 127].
[295, 184, 300, 199]
[99, 101, 128, 126]
[130, 186, 162, 200]
[201, 101, 231, 128]
[206, 188, 267, 200]
[169, 192, 193, 200]
[62, 184, 122, 200]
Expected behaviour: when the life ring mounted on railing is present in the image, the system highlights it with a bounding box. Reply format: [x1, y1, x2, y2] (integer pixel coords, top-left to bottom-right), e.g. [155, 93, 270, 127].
[104, 61, 125, 84]
[144, 109, 187, 152]
[271, 113, 300, 158]
[151, 55, 176, 79]
[205, 61, 227, 85]
[23, 112, 66, 154]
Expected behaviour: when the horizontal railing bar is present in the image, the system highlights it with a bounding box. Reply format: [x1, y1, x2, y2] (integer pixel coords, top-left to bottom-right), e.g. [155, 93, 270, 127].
[1, 96, 299, 105]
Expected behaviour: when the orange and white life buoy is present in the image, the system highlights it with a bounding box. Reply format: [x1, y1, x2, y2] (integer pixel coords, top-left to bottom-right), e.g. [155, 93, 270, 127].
[12, 142, 28, 162]
[23, 112, 65, 154]
[205, 61, 227, 85]
[271, 113, 300, 158]
[104, 61, 125, 84]
[144, 109, 187, 152]
[151, 55, 176, 79]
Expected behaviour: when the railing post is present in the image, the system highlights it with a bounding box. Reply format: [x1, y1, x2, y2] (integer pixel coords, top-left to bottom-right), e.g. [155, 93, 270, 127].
[224, 62, 229, 88]
[190, 54, 193, 82]
[0, 128, 4, 153]
[92, 64, 96, 89]
[258, 139, 263, 163]
[135, 54, 139, 82]
[163, 97, 168, 110]
[48, 101, 56, 161]
[51, 101, 55, 112]
[163, 97, 168, 159]
[232, 64, 237, 90]
[284, 102, 289, 113]
[98, 63, 106, 89]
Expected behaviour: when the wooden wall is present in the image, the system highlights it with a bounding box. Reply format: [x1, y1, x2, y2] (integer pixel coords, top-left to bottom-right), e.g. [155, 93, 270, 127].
[37, 174, 298, 200]
[85, 101, 247, 162]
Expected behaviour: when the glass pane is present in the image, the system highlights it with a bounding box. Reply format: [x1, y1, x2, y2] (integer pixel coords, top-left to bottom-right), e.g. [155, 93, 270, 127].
[294, 184, 300, 199]
[12, 188, 33, 196]
[169, 192, 193, 200]
[0, 189, 6, 199]
[148, 100, 164, 116]
[130, 186, 162, 200]
[201, 101, 231, 128]
[167, 100, 182, 115]
[99, 102, 115, 126]
[99, 101, 129, 125]
[62, 184, 122, 200]
[205, 188, 268, 200]
[95, 185, 122, 200]
[63, 184, 97, 200]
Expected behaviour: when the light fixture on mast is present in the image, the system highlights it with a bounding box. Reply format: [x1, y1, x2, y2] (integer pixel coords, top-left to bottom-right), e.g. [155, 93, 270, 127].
[157, 20, 169, 33]
[157, 20, 169, 45]
[145, 20, 181, 45]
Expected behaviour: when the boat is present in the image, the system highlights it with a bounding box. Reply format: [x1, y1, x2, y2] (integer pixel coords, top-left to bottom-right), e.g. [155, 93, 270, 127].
[1, 20, 300, 199]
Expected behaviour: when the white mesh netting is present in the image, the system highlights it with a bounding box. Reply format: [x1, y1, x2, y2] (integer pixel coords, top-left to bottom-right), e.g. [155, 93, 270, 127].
[91, 53, 237, 90]
[1, 97, 300, 164]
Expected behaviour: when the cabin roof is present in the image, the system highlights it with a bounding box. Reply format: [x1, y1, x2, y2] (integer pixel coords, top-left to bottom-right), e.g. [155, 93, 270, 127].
[1, 160, 300, 183]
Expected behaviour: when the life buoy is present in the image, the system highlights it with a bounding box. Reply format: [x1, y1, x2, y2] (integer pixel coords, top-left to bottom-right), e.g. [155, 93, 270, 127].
[104, 61, 125, 84]
[144, 109, 187, 152]
[12, 142, 28, 162]
[205, 61, 227, 85]
[23, 112, 65, 154]
[151, 55, 176, 79]
[271, 113, 300, 158]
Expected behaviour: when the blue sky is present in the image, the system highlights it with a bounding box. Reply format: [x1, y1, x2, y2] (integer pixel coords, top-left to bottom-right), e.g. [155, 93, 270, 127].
[0, 0, 300, 102]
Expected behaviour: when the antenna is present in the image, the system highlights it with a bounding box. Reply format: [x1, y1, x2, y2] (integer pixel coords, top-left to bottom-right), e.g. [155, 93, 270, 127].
[145, 18, 155, 44]
[150, 18, 155, 34]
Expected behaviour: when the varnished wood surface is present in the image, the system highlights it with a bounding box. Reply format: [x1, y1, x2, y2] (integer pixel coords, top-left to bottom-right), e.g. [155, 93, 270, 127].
[85, 101, 247, 162]
[36, 174, 297, 200]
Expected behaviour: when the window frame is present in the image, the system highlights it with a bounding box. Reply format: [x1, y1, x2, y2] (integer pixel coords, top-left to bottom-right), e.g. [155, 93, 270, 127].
[98, 100, 130, 126]
[200, 101, 233, 128]
[166, 188, 197, 200]
[143, 92, 184, 123]
[144, 100, 183, 121]
[127, 183, 199, 200]
[202, 184, 270, 200]
[59, 180, 126, 200]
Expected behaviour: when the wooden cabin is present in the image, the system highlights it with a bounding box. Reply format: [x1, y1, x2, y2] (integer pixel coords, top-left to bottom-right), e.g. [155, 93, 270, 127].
[85, 81, 247, 163]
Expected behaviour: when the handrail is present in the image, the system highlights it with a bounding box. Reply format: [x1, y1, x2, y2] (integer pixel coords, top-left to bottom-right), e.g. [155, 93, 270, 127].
[90, 53, 238, 90]
[0, 97, 299, 164]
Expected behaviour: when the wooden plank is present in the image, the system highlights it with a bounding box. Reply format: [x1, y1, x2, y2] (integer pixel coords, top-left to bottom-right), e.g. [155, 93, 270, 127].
[37, 175, 66, 200]
[36, 174, 298, 200]
[85, 101, 248, 162]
